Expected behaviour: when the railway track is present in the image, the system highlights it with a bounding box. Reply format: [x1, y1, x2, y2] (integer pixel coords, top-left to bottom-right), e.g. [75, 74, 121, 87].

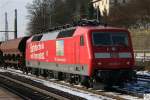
[112, 74, 150, 99]
[137, 74, 150, 83]
[0, 71, 85, 100]
[0, 68, 143, 100]
[111, 85, 143, 98]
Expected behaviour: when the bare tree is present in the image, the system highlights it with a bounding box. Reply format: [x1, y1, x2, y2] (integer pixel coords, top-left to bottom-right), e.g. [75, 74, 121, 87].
[26, 0, 54, 34]
[26, 0, 92, 35]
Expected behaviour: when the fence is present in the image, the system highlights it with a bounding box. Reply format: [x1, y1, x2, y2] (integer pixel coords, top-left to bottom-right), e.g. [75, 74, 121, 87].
[134, 50, 150, 62]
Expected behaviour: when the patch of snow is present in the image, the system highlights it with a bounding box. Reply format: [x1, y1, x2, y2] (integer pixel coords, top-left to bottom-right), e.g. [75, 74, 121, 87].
[137, 81, 148, 85]
[119, 95, 142, 100]
[103, 92, 141, 100]
[137, 71, 150, 77]
[7, 68, 23, 73]
[0, 68, 6, 72]
[41, 80, 111, 100]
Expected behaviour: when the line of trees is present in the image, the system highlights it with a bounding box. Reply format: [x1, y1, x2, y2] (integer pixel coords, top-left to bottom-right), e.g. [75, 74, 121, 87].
[26, 0, 95, 34]
[26, 0, 150, 34]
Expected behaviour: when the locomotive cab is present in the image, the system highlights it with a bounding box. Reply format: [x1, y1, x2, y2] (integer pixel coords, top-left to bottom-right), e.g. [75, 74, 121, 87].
[88, 28, 135, 83]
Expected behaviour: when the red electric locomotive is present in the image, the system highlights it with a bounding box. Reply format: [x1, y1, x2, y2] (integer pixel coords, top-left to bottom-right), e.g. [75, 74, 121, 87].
[26, 23, 135, 86]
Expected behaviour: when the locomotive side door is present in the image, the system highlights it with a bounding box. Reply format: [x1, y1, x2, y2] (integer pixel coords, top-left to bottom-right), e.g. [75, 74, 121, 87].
[75, 35, 84, 64]
[75, 36, 80, 64]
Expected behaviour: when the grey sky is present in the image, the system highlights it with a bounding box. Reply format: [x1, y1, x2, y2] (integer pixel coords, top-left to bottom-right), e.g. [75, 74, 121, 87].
[0, 0, 32, 40]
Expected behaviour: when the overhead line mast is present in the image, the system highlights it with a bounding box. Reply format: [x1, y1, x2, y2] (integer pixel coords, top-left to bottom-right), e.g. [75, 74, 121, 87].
[5, 12, 8, 41]
[0, 9, 18, 41]
[14, 9, 17, 39]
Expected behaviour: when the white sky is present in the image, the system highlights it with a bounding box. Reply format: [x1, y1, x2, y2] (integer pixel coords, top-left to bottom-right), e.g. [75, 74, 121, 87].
[0, 0, 33, 41]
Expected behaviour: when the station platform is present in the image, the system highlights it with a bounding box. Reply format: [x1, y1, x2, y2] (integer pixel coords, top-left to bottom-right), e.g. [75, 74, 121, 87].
[0, 87, 22, 100]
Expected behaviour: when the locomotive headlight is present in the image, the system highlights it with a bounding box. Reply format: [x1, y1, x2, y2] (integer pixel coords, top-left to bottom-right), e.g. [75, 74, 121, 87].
[126, 61, 130, 65]
[97, 62, 102, 65]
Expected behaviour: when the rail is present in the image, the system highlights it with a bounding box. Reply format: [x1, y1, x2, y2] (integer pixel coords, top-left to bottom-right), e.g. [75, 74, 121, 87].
[0, 73, 71, 100]
[4, 68, 138, 100]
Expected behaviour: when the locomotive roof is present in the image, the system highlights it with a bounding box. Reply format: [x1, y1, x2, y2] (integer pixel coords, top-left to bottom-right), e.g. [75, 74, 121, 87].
[28, 25, 128, 42]
[29, 27, 76, 42]
[77, 25, 127, 31]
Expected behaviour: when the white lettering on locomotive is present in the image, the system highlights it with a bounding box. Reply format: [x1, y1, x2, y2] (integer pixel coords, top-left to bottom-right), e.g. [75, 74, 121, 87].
[29, 43, 45, 60]
[31, 52, 45, 59]
[30, 43, 44, 53]
[55, 57, 66, 62]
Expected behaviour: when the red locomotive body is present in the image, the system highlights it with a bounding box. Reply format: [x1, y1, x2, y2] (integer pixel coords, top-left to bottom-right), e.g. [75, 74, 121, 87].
[26, 26, 135, 85]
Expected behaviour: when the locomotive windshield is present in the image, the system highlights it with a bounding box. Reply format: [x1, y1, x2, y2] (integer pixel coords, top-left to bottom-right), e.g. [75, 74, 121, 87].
[92, 32, 129, 46]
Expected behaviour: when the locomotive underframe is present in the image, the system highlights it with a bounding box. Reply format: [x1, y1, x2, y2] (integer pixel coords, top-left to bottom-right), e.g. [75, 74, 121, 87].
[94, 69, 136, 84]
[1, 55, 136, 87]
[26, 60, 89, 76]
[25, 61, 136, 87]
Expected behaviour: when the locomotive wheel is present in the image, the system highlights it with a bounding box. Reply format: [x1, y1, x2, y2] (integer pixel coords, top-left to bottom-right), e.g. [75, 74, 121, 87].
[81, 76, 95, 88]
[65, 73, 74, 84]
[74, 75, 81, 85]
[42, 70, 48, 78]
[53, 71, 63, 80]
[22, 66, 28, 74]
[81, 76, 90, 88]
[22, 67, 25, 74]
[65, 73, 71, 83]
[4, 66, 7, 69]
[58, 72, 63, 80]
[34, 68, 40, 77]
[47, 70, 54, 79]
[25, 67, 29, 74]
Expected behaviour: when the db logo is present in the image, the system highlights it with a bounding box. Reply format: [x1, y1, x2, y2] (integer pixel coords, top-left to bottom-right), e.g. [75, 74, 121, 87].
[144, 94, 150, 100]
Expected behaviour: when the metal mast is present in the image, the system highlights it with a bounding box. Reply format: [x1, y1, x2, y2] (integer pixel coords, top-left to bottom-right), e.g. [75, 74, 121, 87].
[14, 9, 17, 39]
[5, 12, 8, 41]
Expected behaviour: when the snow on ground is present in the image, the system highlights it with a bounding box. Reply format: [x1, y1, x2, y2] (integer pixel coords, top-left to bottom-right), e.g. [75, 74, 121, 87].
[0, 68, 7, 72]
[118, 95, 142, 100]
[103, 91, 142, 100]
[0, 68, 145, 100]
[137, 71, 150, 77]
[0, 68, 113, 100]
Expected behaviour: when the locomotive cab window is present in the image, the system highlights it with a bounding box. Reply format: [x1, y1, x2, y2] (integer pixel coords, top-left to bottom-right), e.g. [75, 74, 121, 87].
[57, 29, 75, 38]
[80, 35, 84, 46]
[32, 35, 43, 41]
[92, 32, 129, 47]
